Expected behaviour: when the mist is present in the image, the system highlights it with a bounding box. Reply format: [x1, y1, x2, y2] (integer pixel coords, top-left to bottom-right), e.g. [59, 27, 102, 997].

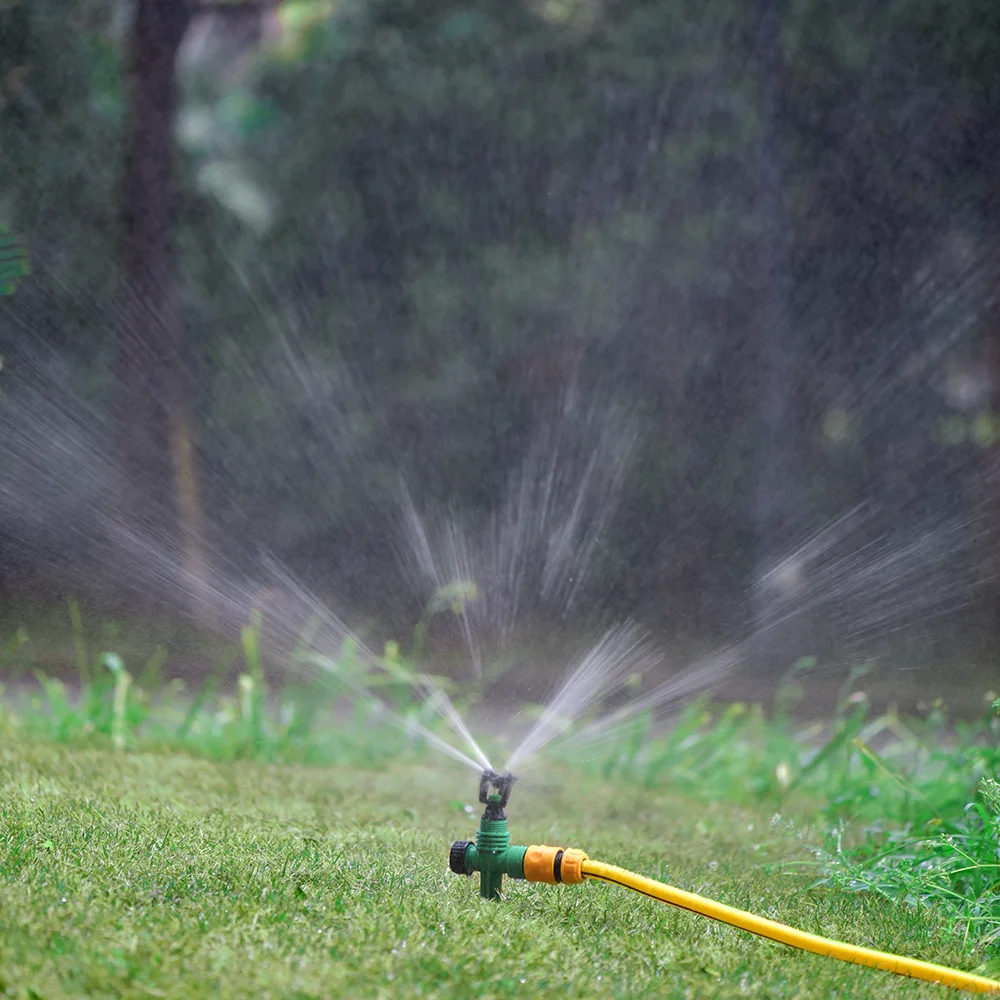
[2, 0, 1000, 715]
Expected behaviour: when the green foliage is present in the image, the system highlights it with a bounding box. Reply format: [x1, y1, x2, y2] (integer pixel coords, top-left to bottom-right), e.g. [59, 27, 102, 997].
[802, 697, 1000, 951]
[811, 781, 1000, 952]
[0, 228, 29, 295]
[568, 692, 976, 827]
[1, 0, 119, 328]
[3, 0, 1000, 624]
[0, 609, 474, 768]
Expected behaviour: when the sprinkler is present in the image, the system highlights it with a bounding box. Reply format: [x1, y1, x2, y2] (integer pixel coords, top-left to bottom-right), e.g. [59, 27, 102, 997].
[447, 769, 1000, 994]
[449, 769, 522, 900]
[448, 769, 589, 900]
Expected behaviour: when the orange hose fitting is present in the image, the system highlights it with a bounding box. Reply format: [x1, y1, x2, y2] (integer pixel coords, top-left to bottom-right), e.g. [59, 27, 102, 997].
[523, 845, 562, 883]
[559, 847, 588, 884]
[523, 845, 589, 884]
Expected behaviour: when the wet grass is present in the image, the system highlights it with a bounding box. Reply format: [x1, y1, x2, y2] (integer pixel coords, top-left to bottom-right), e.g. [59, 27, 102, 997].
[570, 682, 1000, 954]
[0, 737, 982, 1000]
[3, 612, 1000, 994]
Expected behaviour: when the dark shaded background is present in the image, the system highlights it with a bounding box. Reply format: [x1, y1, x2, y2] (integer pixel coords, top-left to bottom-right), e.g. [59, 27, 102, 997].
[2, 0, 1000, 698]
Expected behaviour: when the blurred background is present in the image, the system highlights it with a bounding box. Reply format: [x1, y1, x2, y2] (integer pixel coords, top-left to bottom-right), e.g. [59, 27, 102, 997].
[2, 0, 999, 709]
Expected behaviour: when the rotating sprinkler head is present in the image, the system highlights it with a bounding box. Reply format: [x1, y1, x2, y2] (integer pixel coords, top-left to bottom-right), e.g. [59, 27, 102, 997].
[449, 769, 587, 899]
[478, 768, 516, 810]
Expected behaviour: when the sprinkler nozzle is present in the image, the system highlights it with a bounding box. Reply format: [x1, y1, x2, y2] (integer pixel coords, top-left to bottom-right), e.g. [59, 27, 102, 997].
[479, 769, 516, 809]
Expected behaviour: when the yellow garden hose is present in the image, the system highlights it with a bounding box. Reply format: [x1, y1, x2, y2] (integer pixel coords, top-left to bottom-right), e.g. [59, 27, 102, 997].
[520, 846, 1000, 994]
[454, 777, 999, 993]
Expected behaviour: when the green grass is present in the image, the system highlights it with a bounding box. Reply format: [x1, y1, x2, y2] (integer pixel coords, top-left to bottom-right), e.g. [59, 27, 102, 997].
[0, 736, 982, 999]
[569, 684, 1000, 950]
[0, 608, 442, 769]
[4, 609, 1000, 994]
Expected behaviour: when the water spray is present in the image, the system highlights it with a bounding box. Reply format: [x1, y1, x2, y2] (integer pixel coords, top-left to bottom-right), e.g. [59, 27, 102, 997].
[449, 769, 1000, 994]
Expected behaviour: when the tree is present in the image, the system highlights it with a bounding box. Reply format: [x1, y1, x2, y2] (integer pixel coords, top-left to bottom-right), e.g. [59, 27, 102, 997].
[113, 0, 211, 620]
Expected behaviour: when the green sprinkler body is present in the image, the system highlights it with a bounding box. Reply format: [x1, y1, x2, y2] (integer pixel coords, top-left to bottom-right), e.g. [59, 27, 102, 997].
[449, 770, 526, 899]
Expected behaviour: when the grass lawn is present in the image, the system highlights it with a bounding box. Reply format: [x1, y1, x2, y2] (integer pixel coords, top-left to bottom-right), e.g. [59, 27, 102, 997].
[0, 736, 982, 999]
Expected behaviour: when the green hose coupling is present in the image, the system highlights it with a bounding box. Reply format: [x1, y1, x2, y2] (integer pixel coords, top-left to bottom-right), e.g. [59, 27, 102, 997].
[449, 769, 525, 899]
[450, 834, 528, 899]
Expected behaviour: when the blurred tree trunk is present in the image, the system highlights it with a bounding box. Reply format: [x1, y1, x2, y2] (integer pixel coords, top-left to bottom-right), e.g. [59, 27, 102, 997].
[748, 0, 810, 684]
[114, 0, 213, 624]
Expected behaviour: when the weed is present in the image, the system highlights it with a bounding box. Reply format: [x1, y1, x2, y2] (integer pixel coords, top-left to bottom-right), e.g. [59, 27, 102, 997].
[0, 609, 469, 771]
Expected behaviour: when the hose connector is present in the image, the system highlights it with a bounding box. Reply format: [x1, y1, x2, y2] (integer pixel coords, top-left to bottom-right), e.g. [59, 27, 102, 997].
[448, 840, 588, 895]
[522, 845, 588, 885]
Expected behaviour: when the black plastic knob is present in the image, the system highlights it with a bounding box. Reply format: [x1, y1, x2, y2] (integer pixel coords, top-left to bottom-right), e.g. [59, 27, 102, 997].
[449, 840, 473, 875]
